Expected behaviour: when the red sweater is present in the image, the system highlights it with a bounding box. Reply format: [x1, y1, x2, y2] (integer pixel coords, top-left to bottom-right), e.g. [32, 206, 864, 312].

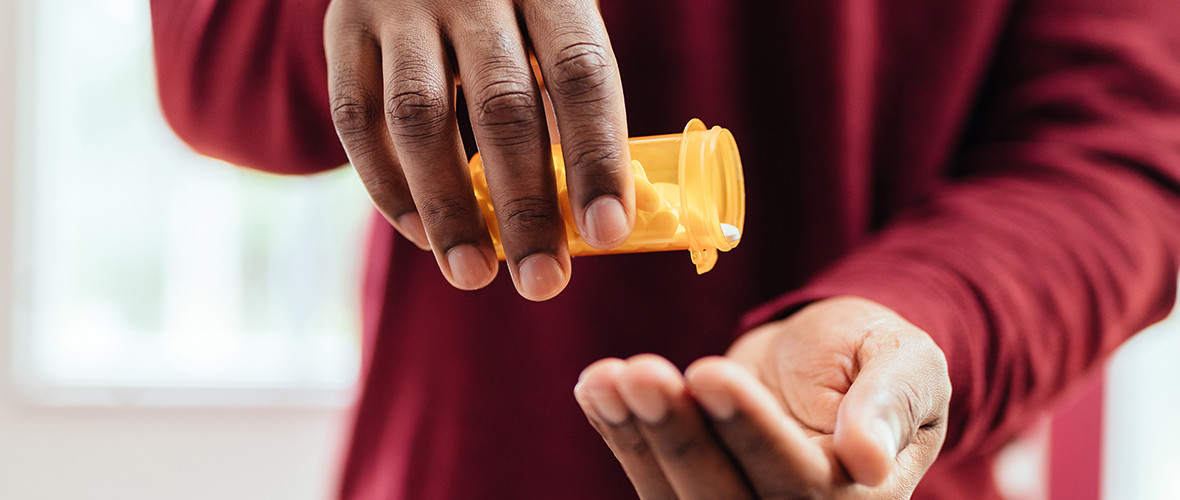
[151, 1, 1180, 498]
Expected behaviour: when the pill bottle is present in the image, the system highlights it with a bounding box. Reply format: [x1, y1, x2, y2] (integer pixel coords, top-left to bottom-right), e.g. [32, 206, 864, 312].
[468, 119, 744, 274]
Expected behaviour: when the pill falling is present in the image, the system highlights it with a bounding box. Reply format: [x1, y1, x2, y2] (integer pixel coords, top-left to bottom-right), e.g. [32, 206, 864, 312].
[720, 223, 740, 242]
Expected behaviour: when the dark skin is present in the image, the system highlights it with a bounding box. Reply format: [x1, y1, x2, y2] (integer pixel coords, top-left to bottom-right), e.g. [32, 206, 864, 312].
[321, 1, 951, 496]
[324, 0, 634, 301]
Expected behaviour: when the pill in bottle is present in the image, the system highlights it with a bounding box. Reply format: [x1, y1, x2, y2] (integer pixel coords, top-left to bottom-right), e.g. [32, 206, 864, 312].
[468, 119, 745, 274]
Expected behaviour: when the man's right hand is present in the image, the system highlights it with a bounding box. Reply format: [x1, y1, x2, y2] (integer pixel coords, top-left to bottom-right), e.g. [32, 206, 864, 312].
[324, 0, 634, 301]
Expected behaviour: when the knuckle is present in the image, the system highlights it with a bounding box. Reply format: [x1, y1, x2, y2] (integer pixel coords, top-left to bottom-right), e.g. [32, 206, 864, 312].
[888, 379, 924, 436]
[330, 77, 381, 138]
[495, 194, 560, 233]
[416, 193, 477, 230]
[562, 141, 625, 177]
[653, 433, 704, 464]
[624, 437, 653, 457]
[601, 429, 652, 457]
[550, 40, 615, 102]
[384, 70, 449, 143]
[471, 77, 542, 147]
[667, 436, 701, 461]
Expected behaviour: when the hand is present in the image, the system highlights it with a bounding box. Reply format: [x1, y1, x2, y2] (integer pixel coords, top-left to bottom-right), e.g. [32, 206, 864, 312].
[323, 0, 634, 301]
[574, 296, 952, 499]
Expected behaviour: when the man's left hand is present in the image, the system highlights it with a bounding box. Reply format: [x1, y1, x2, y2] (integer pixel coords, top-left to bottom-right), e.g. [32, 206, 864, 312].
[574, 296, 951, 499]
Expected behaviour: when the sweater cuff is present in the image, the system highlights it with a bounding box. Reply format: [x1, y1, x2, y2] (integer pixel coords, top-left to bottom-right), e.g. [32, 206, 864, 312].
[740, 251, 979, 361]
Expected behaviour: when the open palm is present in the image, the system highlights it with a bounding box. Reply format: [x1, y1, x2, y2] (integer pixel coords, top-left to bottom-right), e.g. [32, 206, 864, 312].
[575, 297, 951, 499]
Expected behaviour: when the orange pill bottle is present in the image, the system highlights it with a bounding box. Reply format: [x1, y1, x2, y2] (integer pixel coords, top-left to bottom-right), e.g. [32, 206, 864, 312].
[468, 119, 745, 274]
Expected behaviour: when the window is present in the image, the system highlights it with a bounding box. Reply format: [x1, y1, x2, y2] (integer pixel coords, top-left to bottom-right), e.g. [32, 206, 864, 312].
[11, 0, 367, 406]
[1106, 310, 1180, 499]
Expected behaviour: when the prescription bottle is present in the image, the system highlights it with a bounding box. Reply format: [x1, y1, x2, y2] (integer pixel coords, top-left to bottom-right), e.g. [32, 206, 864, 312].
[468, 119, 745, 274]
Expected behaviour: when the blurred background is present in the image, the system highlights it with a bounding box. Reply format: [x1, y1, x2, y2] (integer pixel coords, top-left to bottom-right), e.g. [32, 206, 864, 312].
[0, 0, 1177, 499]
[1, 0, 366, 498]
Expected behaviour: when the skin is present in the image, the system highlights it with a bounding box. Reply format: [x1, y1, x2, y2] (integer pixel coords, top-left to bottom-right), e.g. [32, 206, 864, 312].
[575, 297, 952, 499]
[323, 0, 635, 301]
[322, 4, 952, 495]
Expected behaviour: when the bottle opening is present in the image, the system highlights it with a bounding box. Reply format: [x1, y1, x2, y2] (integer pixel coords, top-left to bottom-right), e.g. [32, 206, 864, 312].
[708, 126, 744, 251]
[678, 119, 746, 274]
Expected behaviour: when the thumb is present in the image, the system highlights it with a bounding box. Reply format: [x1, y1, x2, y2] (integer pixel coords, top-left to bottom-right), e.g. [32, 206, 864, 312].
[832, 327, 950, 487]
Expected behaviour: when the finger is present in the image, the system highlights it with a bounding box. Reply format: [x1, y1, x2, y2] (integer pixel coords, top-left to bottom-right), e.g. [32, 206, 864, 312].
[324, 5, 428, 250]
[833, 328, 951, 487]
[445, 6, 570, 301]
[685, 357, 837, 498]
[574, 359, 678, 500]
[380, 21, 498, 291]
[617, 355, 753, 500]
[524, 0, 634, 249]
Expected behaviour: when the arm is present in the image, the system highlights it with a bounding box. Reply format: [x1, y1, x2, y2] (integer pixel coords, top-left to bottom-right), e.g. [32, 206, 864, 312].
[745, 0, 1180, 460]
[150, 0, 344, 174]
[152, 0, 638, 301]
[577, 0, 1180, 496]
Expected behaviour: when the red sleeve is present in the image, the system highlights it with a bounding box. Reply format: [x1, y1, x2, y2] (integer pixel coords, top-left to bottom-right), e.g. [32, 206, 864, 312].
[746, 0, 1180, 461]
[150, 0, 344, 174]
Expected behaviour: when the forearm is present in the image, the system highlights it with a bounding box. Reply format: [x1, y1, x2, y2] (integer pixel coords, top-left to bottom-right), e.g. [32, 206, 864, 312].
[746, 0, 1180, 461]
[150, 0, 345, 174]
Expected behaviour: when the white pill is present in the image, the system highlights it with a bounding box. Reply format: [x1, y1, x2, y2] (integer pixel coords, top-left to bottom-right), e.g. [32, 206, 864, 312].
[720, 223, 740, 242]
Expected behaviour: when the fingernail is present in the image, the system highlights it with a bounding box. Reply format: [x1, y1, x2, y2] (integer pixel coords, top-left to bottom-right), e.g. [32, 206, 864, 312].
[623, 384, 668, 424]
[587, 390, 630, 425]
[583, 196, 629, 248]
[446, 244, 494, 290]
[693, 389, 736, 421]
[396, 213, 430, 250]
[574, 368, 593, 397]
[517, 253, 566, 301]
[870, 417, 900, 458]
[574, 371, 588, 394]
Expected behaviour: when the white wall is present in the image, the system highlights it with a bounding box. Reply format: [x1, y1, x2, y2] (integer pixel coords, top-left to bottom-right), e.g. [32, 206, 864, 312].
[0, 1, 350, 499]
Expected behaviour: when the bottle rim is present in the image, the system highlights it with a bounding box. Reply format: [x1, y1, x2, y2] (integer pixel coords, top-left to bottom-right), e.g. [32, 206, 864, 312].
[678, 119, 746, 273]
